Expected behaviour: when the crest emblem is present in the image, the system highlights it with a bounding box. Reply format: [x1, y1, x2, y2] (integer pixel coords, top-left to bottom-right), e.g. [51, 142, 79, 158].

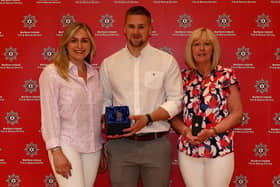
[254, 79, 270, 94]
[23, 79, 39, 94]
[160, 46, 173, 55]
[241, 112, 250, 126]
[44, 174, 57, 187]
[24, 142, 39, 157]
[254, 143, 269, 158]
[235, 46, 251, 61]
[22, 14, 38, 29]
[3, 47, 19, 62]
[5, 110, 20, 125]
[6, 174, 21, 187]
[272, 175, 280, 187]
[274, 48, 280, 60]
[273, 113, 280, 125]
[216, 14, 232, 28]
[61, 14, 76, 27]
[99, 14, 115, 29]
[42, 46, 56, 61]
[233, 174, 248, 187]
[177, 14, 192, 28]
[256, 13, 271, 29]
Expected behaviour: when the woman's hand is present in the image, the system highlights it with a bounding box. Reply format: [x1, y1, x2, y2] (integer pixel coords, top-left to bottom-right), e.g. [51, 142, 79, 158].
[182, 127, 201, 145]
[98, 146, 108, 173]
[196, 128, 215, 143]
[52, 149, 72, 179]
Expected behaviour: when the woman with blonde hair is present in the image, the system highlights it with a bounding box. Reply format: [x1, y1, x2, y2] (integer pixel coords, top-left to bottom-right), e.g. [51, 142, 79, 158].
[171, 27, 243, 187]
[39, 22, 104, 187]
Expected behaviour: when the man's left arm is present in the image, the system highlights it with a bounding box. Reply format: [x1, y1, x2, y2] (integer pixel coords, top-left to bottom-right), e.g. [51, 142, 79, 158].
[159, 56, 183, 119]
[122, 57, 183, 136]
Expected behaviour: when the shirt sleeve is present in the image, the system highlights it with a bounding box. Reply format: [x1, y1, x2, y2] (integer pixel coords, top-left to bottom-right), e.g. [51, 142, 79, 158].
[160, 56, 184, 119]
[39, 66, 61, 150]
[99, 60, 113, 114]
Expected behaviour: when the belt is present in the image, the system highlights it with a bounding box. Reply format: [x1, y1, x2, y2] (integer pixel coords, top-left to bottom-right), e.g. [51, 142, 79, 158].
[125, 131, 168, 141]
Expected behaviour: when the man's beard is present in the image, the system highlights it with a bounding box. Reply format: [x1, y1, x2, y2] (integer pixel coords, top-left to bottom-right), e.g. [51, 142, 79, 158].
[128, 38, 144, 48]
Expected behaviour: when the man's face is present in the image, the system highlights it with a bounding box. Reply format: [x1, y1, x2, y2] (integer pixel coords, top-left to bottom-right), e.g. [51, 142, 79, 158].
[124, 14, 151, 49]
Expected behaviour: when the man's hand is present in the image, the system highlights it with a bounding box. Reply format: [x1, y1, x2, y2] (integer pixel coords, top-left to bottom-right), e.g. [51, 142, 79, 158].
[121, 114, 148, 137]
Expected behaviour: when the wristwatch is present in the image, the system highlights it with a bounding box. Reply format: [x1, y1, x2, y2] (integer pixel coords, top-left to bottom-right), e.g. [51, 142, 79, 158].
[145, 114, 153, 125]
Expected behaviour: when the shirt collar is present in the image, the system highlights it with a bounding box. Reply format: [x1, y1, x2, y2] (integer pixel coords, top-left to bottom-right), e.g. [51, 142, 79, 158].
[193, 65, 221, 79]
[125, 42, 151, 59]
[68, 61, 96, 77]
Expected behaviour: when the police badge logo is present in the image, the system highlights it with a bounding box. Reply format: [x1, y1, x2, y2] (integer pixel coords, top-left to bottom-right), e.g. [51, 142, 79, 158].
[22, 14, 38, 29]
[24, 142, 39, 157]
[272, 175, 280, 187]
[235, 46, 252, 62]
[216, 13, 232, 29]
[241, 112, 250, 126]
[160, 46, 173, 55]
[254, 79, 270, 94]
[23, 79, 39, 94]
[99, 14, 115, 29]
[5, 110, 20, 125]
[44, 174, 57, 187]
[233, 174, 248, 187]
[6, 174, 21, 187]
[61, 14, 76, 27]
[42, 46, 56, 61]
[254, 143, 269, 158]
[177, 14, 192, 29]
[274, 48, 280, 60]
[256, 13, 271, 29]
[3, 46, 19, 62]
[273, 113, 280, 125]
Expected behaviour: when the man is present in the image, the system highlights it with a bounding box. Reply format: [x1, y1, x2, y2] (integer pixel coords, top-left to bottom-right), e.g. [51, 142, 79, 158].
[100, 6, 183, 187]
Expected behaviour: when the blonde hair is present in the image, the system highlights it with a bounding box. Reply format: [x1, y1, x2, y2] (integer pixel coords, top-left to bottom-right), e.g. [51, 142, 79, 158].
[185, 27, 221, 70]
[54, 22, 96, 80]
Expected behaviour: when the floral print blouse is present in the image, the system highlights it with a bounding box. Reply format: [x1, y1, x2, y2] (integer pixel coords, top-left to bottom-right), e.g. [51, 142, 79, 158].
[178, 65, 239, 158]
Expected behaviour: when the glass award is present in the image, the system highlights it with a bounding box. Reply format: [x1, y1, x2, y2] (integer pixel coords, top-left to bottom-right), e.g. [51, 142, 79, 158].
[105, 106, 131, 135]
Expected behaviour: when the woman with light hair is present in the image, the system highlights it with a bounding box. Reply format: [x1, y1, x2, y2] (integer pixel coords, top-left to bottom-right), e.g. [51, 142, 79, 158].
[39, 22, 104, 187]
[171, 27, 243, 187]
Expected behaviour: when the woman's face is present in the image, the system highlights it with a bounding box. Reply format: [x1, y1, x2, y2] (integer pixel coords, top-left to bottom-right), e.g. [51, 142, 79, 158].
[66, 28, 91, 64]
[191, 38, 213, 65]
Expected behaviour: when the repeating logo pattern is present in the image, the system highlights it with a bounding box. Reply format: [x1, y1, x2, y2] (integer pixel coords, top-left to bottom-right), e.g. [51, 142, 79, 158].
[254, 143, 269, 158]
[241, 112, 250, 126]
[23, 79, 39, 94]
[177, 14, 192, 28]
[216, 13, 232, 28]
[99, 14, 115, 29]
[272, 175, 280, 187]
[42, 46, 56, 61]
[61, 14, 76, 27]
[235, 46, 252, 61]
[6, 174, 21, 187]
[24, 142, 39, 157]
[3, 47, 19, 62]
[5, 110, 20, 125]
[256, 13, 271, 29]
[22, 14, 38, 29]
[274, 48, 280, 60]
[233, 174, 249, 187]
[44, 174, 57, 187]
[254, 79, 270, 94]
[273, 113, 280, 125]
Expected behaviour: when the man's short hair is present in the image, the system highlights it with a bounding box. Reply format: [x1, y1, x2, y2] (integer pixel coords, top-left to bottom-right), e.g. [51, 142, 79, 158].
[125, 6, 151, 24]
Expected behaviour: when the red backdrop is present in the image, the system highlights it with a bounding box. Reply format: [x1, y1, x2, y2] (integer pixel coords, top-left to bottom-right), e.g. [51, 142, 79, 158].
[0, 1, 279, 187]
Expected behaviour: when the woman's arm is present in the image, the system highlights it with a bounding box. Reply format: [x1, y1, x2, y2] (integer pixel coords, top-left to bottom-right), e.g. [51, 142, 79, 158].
[197, 84, 243, 141]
